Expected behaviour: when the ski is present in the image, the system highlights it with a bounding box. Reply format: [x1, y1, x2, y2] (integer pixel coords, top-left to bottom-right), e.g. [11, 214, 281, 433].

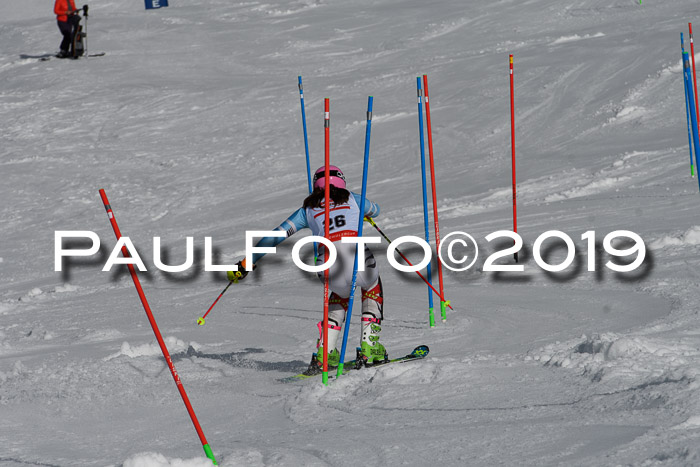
[279, 345, 429, 383]
[19, 54, 54, 61]
[36, 52, 106, 62]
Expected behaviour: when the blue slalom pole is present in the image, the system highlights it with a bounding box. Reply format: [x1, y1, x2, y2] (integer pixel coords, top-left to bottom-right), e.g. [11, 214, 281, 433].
[682, 35, 695, 177]
[298, 76, 319, 261]
[683, 52, 700, 192]
[337, 96, 373, 378]
[417, 78, 436, 328]
[298, 76, 313, 192]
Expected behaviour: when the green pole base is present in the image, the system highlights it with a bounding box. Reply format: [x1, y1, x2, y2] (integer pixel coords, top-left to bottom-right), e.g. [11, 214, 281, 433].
[322, 371, 329, 385]
[440, 301, 447, 321]
[336, 362, 345, 378]
[203, 444, 217, 466]
[428, 307, 435, 328]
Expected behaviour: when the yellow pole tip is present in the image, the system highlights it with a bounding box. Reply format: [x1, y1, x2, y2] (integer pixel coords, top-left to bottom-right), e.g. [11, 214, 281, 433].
[197, 317, 205, 325]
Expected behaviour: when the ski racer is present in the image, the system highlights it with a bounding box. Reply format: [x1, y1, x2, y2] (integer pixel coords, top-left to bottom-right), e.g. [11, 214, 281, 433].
[228, 166, 388, 373]
[54, 0, 79, 58]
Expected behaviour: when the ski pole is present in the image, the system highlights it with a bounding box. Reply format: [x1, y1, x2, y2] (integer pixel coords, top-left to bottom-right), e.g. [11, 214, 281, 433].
[417, 78, 436, 328]
[83, 4, 88, 56]
[99, 189, 218, 466]
[365, 217, 453, 310]
[337, 96, 373, 378]
[197, 280, 235, 325]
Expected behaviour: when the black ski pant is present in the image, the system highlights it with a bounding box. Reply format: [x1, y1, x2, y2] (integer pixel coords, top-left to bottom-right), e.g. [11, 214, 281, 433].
[57, 16, 79, 53]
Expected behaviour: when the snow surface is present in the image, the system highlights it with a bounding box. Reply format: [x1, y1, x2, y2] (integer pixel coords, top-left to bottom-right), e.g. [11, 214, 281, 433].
[3, 0, 700, 465]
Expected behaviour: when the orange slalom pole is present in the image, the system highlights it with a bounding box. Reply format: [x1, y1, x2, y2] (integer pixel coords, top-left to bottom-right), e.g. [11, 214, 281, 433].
[322, 99, 330, 386]
[99, 189, 217, 465]
[510, 55, 518, 263]
[691, 23, 700, 136]
[422, 75, 447, 322]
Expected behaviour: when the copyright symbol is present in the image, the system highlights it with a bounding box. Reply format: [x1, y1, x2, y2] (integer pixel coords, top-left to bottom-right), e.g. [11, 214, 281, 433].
[438, 231, 479, 272]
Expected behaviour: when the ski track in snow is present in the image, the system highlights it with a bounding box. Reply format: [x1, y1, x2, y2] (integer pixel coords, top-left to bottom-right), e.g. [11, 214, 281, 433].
[3, 0, 700, 465]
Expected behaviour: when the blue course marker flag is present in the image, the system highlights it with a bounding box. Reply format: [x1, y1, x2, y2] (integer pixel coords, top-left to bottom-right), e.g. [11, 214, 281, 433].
[145, 0, 168, 10]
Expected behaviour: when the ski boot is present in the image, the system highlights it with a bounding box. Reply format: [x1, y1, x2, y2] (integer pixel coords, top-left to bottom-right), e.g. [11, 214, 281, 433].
[304, 318, 343, 375]
[303, 348, 340, 376]
[356, 318, 388, 368]
[303, 353, 322, 376]
[317, 347, 341, 367]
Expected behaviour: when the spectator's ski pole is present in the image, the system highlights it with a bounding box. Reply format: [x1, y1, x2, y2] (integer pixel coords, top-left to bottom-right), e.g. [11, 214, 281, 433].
[98, 189, 218, 466]
[337, 96, 373, 378]
[83, 5, 88, 56]
[417, 78, 436, 328]
[366, 217, 453, 310]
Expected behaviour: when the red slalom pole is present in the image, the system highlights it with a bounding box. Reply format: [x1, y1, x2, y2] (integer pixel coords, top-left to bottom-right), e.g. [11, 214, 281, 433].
[422, 75, 447, 322]
[510, 55, 518, 263]
[691, 24, 700, 137]
[98, 189, 218, 466]
[322, 98, 331, 386]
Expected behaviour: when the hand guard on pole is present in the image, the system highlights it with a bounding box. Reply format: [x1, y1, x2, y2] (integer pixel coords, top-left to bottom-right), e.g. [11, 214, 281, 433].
[226, 260, 255, 282]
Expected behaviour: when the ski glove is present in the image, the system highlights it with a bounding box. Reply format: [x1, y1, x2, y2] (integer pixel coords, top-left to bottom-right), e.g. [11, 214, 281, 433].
[227, 260, 255, 282]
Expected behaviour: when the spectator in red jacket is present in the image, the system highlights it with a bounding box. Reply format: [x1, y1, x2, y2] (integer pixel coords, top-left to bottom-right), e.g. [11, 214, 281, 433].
[54, 0, 79, 58]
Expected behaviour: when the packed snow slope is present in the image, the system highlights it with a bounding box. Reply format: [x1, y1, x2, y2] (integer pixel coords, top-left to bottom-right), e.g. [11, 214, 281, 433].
[3, 0, 700, 465]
